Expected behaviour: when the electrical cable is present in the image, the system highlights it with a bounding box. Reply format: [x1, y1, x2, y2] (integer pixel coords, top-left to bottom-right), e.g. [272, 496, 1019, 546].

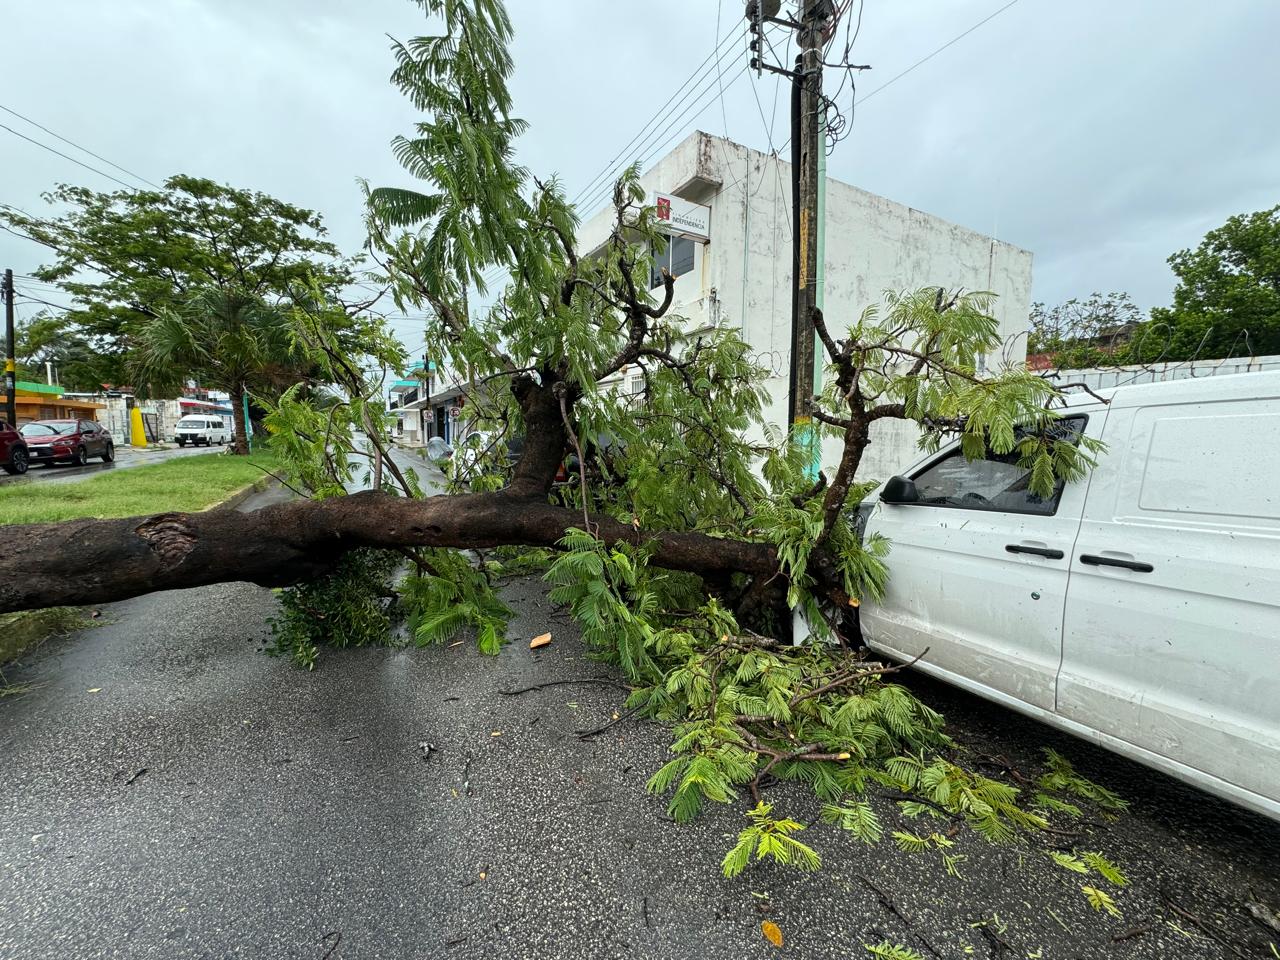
[569, 22, 748, 208]
[854, 0, 1023, 108]
[0, 122, 140, 192]
[574, 28, 755, 215]
[0, 103, 161, 189]
[577, 60, 751, 217]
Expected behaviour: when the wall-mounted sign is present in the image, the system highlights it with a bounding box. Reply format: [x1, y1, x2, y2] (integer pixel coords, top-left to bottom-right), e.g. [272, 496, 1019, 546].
[652, 192, 710, 241]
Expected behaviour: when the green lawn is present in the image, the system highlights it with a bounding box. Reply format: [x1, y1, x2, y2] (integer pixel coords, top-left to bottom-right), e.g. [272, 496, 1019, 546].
[0, 451, 279, 525]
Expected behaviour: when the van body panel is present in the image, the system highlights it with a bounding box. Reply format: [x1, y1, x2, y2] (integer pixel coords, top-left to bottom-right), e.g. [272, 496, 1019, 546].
[860, 413, 1106, 711]
[175, 416, 230, 445]
[869, 644, 1280, 822]
[862, 371, 1280, 818]
[1057, 386, 1280, 806]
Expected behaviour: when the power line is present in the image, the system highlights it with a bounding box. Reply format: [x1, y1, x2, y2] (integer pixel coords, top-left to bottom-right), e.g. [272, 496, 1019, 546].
[14, 293, 74, 313]
[854, 0, 1023, 107]
[569, 23, 747, 209]
[577, 60, 751, 217]
[572, 27, 753, 216]
[0, 103, 161, 189]
[0, 122, 139, 192]
[474, 19, 751, 294]
[0, 222, 48, 247]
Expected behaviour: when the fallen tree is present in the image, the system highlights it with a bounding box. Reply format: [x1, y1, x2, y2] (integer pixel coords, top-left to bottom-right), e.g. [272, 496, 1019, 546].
[0, 488, 776, 613]
[0, 0, 1122, 874]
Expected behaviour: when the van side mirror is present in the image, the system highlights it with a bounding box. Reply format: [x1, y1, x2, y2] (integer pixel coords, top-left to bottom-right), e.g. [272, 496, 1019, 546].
[880, 475, 919, 505]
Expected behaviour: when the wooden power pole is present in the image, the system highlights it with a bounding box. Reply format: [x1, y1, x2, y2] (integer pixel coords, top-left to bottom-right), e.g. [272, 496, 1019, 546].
[791, 6, 820, 424]
[3, 269, 16, 427]
[791, 3, 827, 477]
[748, 1, 830, 475]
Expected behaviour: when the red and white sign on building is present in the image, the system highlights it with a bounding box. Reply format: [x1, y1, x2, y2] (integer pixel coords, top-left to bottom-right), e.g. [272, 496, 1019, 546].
[651, 192, 710, 241]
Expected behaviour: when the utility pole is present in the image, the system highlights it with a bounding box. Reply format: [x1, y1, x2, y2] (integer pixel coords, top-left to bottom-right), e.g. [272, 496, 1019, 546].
[747, 1, 831, 478]
[3, 269, 16, 427]
[792, 3, 824, 447]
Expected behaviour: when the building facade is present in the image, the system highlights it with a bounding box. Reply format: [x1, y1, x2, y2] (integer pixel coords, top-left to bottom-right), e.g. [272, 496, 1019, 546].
[389, 359, 477, 446]
[12, 381, 105, 425]
[576, 132, 1033, 480]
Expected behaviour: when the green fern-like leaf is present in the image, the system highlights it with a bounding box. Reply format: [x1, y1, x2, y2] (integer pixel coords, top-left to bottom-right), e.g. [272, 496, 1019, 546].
[1082, 851, 1129, 887]
[892, 830, 932, 854]
[821, 800, 884, 845]
[863, 942, 926, 960]
[1081, 884, 1122, 918]
[1048, 851, 1089, 874]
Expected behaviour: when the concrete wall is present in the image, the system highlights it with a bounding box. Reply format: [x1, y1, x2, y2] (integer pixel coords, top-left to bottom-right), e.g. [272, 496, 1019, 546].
[578, 131, 1034, 481]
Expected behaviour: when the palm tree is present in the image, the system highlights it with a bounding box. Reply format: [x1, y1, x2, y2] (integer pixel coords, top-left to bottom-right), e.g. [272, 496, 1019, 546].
[132, 288, 306, 454]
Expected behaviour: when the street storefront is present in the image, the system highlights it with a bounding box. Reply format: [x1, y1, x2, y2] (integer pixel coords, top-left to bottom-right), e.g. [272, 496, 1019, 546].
[12, 381, 106, 425]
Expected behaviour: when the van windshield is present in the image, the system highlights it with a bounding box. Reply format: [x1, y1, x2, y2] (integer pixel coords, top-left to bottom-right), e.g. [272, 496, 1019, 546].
[178, 417, 211, 428]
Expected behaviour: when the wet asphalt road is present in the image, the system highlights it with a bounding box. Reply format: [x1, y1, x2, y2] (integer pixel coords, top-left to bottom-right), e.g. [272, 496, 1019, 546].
[0, 443, 215, 486]
[3, 574, 1278, 960]
[1, 464, 1278, 958]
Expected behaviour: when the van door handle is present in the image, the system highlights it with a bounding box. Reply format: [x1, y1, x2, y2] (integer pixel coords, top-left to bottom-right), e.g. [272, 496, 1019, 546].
[1005, 544, 1064, 559]
[1079, 554, 1154, 573]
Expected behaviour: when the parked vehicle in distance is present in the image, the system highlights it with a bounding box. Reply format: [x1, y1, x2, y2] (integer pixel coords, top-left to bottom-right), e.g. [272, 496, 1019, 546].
[19, 419, 114, 467]
[0, 420, 29, 475]
[424, 435, 452, 465]
[858, 371, 1280, 821]
[451, 430, 522, 480]
[175, 415, 229, 447]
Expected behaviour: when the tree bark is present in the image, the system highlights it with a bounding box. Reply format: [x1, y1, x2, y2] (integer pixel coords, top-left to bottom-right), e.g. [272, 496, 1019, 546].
[0, 489, 779, 614]
[229, 384, 250, 455]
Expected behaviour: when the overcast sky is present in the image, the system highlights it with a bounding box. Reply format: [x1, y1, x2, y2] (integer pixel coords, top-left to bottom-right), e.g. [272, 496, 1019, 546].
[2, 0, 1277, 353]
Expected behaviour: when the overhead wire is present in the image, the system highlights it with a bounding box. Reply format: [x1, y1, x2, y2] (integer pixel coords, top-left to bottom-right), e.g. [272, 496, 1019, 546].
[569, 22, 748, 209]
[0, 103, 161, 189]
[853, 0, 1023, 108]
[476, 20, 753, 295]
[14, 291, 75, 313]
[573, 29, 754, 217]
[0, 122, 141, 192]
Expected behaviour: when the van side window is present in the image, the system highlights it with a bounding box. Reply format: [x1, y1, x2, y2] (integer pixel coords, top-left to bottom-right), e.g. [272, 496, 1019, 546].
[909, 417, 1087, 516]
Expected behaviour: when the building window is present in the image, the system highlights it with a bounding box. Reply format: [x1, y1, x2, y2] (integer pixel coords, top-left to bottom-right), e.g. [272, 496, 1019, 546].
[650, 234, 696, 289]
[629, 373, 645, 396]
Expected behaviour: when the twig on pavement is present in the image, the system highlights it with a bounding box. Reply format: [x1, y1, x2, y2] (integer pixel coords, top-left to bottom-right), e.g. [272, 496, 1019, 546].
[498, 678, 632, 696]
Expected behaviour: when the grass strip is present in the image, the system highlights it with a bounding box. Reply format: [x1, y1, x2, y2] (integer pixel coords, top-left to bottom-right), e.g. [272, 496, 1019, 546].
[0, 451, 279, 525]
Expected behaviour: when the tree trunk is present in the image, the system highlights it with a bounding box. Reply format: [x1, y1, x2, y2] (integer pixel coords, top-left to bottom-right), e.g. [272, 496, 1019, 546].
[229, 384, 249, 455]
[0, 489, 780, 614]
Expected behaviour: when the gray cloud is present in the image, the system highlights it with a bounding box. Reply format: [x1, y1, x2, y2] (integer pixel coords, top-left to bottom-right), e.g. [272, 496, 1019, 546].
[2, 0, 1276, 348]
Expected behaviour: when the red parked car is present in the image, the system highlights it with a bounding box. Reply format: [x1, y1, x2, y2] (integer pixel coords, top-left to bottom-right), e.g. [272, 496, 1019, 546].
[0, 419, 29, 475]
[19, 419, 115, 467]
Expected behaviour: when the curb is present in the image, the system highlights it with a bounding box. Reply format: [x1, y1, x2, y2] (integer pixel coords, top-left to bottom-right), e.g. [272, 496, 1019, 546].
[209, 475, 279, 512]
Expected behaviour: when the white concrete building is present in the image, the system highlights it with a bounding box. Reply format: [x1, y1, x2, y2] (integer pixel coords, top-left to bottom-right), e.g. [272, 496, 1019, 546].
[577, 131, 1033, 479]
[389, 358, 480, 447]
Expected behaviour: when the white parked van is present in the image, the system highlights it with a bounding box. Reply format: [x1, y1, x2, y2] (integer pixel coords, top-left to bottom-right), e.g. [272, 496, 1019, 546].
[175, 415, 230, 447]
[859, 371, 1280, 820]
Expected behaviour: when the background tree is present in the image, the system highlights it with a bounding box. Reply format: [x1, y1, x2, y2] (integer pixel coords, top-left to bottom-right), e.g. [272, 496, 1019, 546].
[0, 176, 356, 386]
[1147, 204, 1280, 361]
[1027, 292, 1143, 369]
[131, 288, 310, 454]
[12, 311, 99, 390]
[0, 0, 1120, 870]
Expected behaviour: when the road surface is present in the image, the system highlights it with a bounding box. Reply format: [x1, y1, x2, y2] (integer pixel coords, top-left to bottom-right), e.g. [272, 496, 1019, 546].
[0, 443, 216, 486]
[1, 470, 1277, 959]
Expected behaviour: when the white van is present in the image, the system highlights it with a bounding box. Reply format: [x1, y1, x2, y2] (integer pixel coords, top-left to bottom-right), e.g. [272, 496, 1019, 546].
[859, 371, 1280, 820]
[175, 415, 230, 447]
